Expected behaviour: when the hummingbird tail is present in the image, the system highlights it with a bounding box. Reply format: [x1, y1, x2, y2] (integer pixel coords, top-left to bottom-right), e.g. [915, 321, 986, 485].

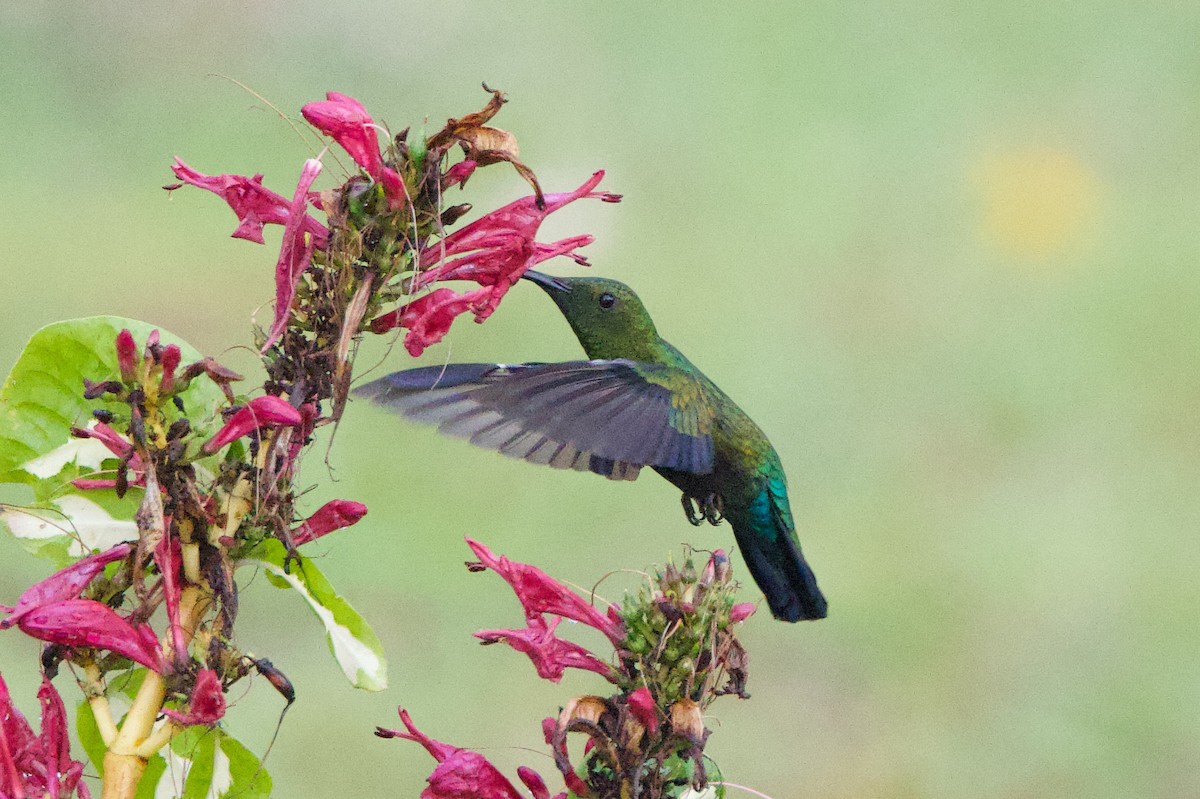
[731, 488, 828, 622]
[737, 530, 828, 622]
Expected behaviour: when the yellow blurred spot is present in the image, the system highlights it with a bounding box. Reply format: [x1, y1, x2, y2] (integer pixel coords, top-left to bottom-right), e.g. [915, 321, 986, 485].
[976, 147, 1099, 260]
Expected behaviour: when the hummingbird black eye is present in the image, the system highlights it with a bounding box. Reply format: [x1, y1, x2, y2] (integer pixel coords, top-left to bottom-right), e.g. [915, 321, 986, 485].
[598, 292, 617, 309]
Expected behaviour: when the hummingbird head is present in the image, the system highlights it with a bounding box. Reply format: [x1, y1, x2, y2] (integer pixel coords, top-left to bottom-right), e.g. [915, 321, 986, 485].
[521, 271, 660, 360]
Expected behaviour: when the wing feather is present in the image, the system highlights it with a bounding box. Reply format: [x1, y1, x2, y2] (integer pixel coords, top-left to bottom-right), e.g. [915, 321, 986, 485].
[355, 360, 715, 478]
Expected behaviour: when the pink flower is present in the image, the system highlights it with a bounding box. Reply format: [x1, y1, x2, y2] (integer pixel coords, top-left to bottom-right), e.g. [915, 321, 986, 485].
[291, 500, 368, 547]
[301, 92, 406, 207]
[169, 158, 330, 248]
[202, 395, 304, 454]
[729, 602, 757, 623]
[159, 344, 181, 394]
[442, 159, 477, 189]
[264, 159, 324, 351]
[475, 616, 616, 683]
[0, 674, 90, 799]
[115, 329, 138, 382]
[466, 538, 624, 645]
[372, 172, 620, 357]
[626, 687, 658, 734]
[11, 599, 162, 672]
[701, 549, 731, 585]
[68, 423, 142, 492]
[376, 709, 564, 799]
[1, 544, 131, 630]
[163, 669, 226, 727]
[153, 537, 187, 665]
[370, 288, 486, 357]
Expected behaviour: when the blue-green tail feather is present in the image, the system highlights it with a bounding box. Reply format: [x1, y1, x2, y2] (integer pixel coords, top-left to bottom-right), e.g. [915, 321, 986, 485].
[734, 480, 827, 622]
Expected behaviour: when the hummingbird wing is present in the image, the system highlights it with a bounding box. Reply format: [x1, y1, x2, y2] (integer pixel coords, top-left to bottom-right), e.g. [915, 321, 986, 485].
[354, 360, 716, 480]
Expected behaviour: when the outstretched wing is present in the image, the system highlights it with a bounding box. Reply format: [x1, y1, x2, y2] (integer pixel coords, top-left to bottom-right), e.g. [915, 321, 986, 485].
[354, 360, 715, 481]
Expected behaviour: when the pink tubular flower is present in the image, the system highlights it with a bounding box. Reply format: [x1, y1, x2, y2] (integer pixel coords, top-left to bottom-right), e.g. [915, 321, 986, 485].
[264, 159, 324, 351]
[376, 709, 563, 799]
[115, 329, 138, 382]
[202, 395, 304, 454]
[291, 500, 368, 547]
[68, 422, 143, 492]
[1, 544, 131, 629]
[626, 687, 659, 734]
[12, 599, 162, 672]
[169, 158, 330, 248]
[153, 537, 187, 665]
[466, 538, 624, 645]
[475, 616, 616, 683]
[301, 92, 406, 207]
[369, 288, 485, 357]
[0, 674, 90, 799]
[163, 669, 226, 727]
[442, 159, 477, 189]
[159, 344, 181, 394]
[373, 171, 621, 357]
[729, 602, 757, 623]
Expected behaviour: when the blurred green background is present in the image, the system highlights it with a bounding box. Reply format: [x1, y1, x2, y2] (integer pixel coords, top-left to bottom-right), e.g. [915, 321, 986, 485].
[2, 3, 1198, 797]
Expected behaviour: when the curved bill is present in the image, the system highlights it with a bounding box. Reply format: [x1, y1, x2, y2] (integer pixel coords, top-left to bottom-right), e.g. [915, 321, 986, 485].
[520, 270, 571, 293]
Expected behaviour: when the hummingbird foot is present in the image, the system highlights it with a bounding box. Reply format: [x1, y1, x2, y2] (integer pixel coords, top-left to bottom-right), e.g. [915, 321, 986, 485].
[681, 493, 706, 526]
[702, 493, 724, 526]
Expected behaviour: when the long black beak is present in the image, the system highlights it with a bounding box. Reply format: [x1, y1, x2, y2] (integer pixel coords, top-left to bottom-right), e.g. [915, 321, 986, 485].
[521, 270, 571, 293]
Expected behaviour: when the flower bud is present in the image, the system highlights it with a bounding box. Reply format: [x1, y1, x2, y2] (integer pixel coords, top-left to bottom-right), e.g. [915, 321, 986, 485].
[115, 329, 138, 382]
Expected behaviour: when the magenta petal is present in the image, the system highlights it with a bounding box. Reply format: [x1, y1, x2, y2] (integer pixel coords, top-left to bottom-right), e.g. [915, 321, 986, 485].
[170, 158, 328, 249]
[16, 599, 162, 672]
[442, 159, 477, 189]
[0, 673, 35, 797]
[729, 602, 757, 623]
[399, 172, 617, 348]
[160, 344, 181, 393]
[37, 676, 70, 796]
[202, 395, 303, 454]
[301, 92, 384, 178]
[516, 766, 564, 799]
[154, 537, 187, 665]
[383, 710, 525, 799]
[417, 171, 613, 273]
[263, 159, 323, 352]
[627, 686, 659, 734]
[388, 709, 460, 763]
[1, 544, 131, 629]
[475, 617, 615, 683]
[301, 93, 408, 209]
[466, 538, 624, 643]
[424, 751, 526, 799]
[115, 329, 138, 382]
[393, 288, 488, 357]
[292, 500, 368, 547]
[70, 422, 134, 460]
[0, 674, 89, 799]
[163, 669, 226, 727]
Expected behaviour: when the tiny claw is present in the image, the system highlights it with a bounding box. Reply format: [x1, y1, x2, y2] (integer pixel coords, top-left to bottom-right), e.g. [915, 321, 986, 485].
[703, 493, 724, 526]
[681, 494, 704, 526]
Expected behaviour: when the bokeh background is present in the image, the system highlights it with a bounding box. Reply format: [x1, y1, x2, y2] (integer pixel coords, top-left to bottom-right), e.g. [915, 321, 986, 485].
[2, 3, 1198, 797]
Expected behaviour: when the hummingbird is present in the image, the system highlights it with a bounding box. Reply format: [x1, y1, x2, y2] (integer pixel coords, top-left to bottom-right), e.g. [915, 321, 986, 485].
[356, 271, 827, 621]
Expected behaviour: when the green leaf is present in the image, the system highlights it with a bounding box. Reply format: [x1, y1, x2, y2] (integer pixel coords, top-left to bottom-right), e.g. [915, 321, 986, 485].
[241, 539, 388, 691]
[75, 699, 108, 778]
[0, 316, 227, 562]
[151, 727, 270, 799]
[219, 731, 272, 798]
[134, 754, 168, 799]
[175, 727, 217, 799]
